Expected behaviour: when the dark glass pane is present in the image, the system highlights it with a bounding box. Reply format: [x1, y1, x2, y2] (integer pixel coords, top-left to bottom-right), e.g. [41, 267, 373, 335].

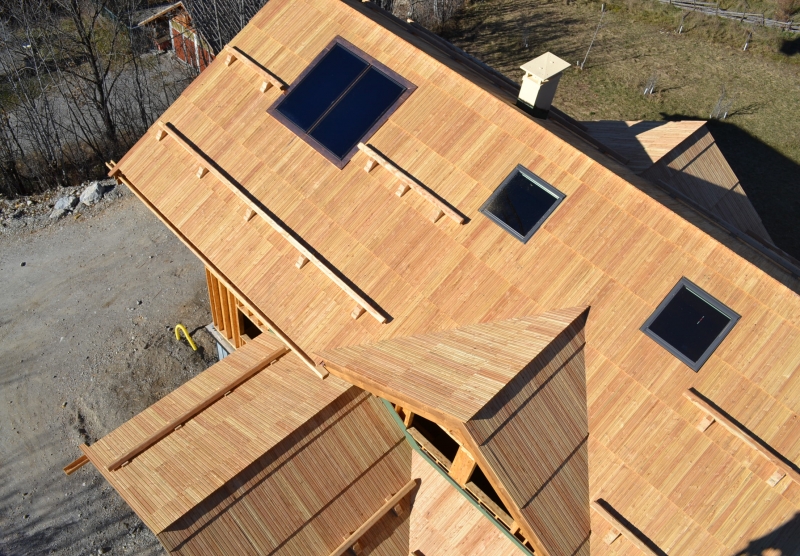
[648, 286, 731, 363]
[276, 44, 367, 131]
[484, 172, 558, 237]
[310, 67, 405, 159]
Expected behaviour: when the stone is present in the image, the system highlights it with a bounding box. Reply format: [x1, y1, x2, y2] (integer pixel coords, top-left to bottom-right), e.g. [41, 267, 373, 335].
[80, 181, 108, 206]
[50, 208, 69, 220]
[54, 196, 78, 211]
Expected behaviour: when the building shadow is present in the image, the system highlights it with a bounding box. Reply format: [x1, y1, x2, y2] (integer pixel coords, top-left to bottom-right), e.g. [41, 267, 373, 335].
[661, 113, 800, 261]
[780, 36, 800, 56]
[733, 511, 800, 555]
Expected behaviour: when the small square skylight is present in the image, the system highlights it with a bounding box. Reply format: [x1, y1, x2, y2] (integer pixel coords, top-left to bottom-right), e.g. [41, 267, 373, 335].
[641, 277, 740, 371]
[479, 165, 565, 243]
[268, 37, 414, 168]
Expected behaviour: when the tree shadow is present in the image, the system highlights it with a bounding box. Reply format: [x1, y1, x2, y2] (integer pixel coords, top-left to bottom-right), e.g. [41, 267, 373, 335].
[780, 36, 800, 56]
[733, 511, 800, 555]
[660, 113, 800, 260]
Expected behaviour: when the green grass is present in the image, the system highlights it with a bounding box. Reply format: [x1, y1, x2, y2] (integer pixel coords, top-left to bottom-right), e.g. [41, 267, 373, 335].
[443, 0, 800, 258]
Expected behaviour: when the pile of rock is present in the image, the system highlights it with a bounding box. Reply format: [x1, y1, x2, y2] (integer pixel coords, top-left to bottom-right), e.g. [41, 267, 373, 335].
[50, 180, 115, 220]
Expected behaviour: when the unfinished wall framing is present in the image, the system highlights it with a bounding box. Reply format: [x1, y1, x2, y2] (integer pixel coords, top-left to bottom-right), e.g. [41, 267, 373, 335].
[206, 267, 267, 349]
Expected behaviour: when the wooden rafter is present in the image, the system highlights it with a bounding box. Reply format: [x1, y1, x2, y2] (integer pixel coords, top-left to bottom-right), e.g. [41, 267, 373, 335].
[223, 45, 287, 93]
[591, 500, 661, 556]
[684, 388, 800, 486]
[106, 345, 289, 471]
[106, 163, 326, 379]
[154, 122, 388, 324]
[357, 142, 465, 224]
[329, 479, 417, 556]
[63, 453, 90, 475]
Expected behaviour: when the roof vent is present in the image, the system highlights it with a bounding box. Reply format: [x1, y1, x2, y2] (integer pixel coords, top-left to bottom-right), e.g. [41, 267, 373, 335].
[518, 53, 571, 117]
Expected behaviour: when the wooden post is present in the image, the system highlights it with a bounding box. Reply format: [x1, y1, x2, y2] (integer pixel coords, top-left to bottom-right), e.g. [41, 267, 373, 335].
[155, 129, 166, 141]
[449, 446, 477, 487]
[225, 53, 235, 66]
[395, 183, 410, 197]
[244, 208, 256, 222]
[296, 254, 309, 269]
[197, 166, 208, 179]
[260, 81, 272, 93]
[403, 410, 414, 428]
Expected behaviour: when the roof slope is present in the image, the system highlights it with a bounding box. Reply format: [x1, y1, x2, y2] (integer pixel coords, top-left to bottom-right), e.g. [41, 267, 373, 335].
[582, 120, 706, 173]
[82, 334, 352, 533]
[158, 389, 411, 555]
[409, 451, 521, 555]
[642, 125, 772, 243]
[320, 307, 590, 556]
[109, 0, 800, 552]
[583, 121, 773, 244]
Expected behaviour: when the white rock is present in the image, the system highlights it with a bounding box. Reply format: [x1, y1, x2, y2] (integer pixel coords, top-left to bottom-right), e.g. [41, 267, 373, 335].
[54, 196, 78, 211]
[79, 181, 107, 206]
[49, 208, 69, 219]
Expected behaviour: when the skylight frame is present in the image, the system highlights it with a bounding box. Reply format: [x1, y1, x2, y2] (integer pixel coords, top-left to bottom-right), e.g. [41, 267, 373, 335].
[479, 164, 566, 243]
[267, 36, 416, 169]
[641, 277, 740, 372]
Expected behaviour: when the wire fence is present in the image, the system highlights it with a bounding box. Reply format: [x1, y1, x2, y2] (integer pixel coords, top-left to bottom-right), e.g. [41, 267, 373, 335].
[658, 0, 799, 32]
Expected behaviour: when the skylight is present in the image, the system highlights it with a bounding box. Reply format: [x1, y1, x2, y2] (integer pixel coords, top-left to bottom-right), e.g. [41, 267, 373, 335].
[479, 165, 565, 243]
[268, 38, 413, 168]
[641, 277, 739, 371]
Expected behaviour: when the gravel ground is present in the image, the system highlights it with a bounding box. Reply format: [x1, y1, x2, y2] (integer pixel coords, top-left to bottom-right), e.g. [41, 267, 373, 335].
[0, 184, 217, 555]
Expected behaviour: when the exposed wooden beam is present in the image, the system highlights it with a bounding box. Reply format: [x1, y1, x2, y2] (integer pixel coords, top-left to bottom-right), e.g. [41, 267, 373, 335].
[357, 143, 465, 225]
[156, 122, 388, 324]
[108, 169, 326, 379]
[295, 254, 309, 269]
[63, 453, 90, 475]
[449, 445, 477, 487]
[684, 388, 800, 486]
[329, 479, 417, 556]
[223, 45, 286, 93]
[107, 345, 289, 471]
[591, 500, 661, 556]
[197, 166, 208, 179]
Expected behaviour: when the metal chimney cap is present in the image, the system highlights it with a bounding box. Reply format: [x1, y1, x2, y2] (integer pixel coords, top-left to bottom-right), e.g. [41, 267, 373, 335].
[520, 53, 571, 81]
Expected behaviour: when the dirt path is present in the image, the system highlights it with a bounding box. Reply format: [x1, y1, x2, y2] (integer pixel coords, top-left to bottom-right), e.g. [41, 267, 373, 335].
[0, 187, 217, 555]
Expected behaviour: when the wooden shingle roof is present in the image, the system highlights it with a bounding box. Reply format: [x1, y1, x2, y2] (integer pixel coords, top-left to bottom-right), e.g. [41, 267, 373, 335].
[320, 307, 590, 556]
[106, 0, 800, 552]
[81, 334, 352, 533]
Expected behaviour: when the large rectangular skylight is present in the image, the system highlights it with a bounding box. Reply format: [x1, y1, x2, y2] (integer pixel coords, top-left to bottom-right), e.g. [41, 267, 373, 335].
[641, 277, 740, 371]
[269, 38, 414, 168]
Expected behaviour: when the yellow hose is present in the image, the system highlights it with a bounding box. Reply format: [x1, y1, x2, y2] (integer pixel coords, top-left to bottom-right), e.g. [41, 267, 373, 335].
[174, 324, 198, 351]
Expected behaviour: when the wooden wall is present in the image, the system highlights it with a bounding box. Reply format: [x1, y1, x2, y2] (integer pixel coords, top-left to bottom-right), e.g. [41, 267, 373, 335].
[206, 266, 267, 349]
[158, 389, 412, 555]
[467, 312, 590, 556]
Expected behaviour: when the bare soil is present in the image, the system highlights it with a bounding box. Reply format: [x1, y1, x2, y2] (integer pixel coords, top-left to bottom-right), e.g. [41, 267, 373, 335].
[0, 186, 216, 555]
